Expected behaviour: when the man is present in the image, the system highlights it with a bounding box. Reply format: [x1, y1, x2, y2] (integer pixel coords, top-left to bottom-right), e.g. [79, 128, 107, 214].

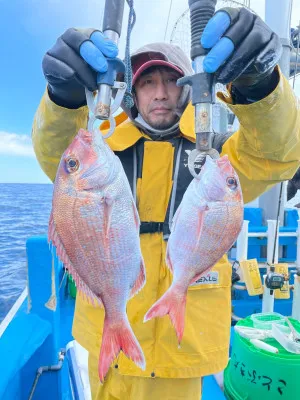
[32, 7, 300, 400]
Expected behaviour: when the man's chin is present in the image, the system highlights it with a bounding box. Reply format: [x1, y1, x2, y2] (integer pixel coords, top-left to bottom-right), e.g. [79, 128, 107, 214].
[147, 117, 179, 130]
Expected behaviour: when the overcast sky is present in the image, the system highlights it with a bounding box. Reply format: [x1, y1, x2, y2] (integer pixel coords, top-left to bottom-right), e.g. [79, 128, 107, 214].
[0, 0, 299, 183]
[119, 0, 300, 52]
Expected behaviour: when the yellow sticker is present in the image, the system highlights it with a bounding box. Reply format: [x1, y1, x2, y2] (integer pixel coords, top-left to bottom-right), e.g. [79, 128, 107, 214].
[274, 263, 290, 299]
[239, 259, 263, 296]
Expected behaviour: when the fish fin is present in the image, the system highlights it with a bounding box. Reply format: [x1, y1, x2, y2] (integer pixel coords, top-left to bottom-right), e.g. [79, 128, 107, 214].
[132, 202, 140, 230]
[172, 203, 207, 234]
[195, 204, 209, 246]
[144, 286, 187, 344]
[104, 195, 114, 238]
[49, 211, 102, 307]
[98, 316, 146, 382]
[165, 244, 174, 273]
[48, 211, 55, 243]
[130, 258, 146, 298]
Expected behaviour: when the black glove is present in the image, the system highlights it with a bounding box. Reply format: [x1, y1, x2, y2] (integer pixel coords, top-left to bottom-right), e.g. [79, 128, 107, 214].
[202, 7, 282, 103]
[42, 28, 118, 109]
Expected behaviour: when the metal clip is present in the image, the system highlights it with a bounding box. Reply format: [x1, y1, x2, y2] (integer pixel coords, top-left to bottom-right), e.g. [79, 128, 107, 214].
[178, 63, 220, 178]
[188, 148, 219, 179]
[101, 81, 127, 139]
[85, 80, 127, 139]
[95, 57, 126, 121]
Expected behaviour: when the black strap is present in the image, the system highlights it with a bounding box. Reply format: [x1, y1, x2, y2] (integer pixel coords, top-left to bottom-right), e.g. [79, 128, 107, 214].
[140, 222, 169, 235]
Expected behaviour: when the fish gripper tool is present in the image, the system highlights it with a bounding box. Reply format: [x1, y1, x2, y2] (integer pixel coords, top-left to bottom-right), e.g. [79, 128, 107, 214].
[178, 0, 219, 179]
[93, 0, 128, 138]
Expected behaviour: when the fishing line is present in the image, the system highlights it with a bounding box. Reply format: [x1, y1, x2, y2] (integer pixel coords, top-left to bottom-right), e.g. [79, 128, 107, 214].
[124, 0, 136, 108]
[271, 22, 300, 266]
[164, 0, 174, 41]
[272, 182, 283, 265]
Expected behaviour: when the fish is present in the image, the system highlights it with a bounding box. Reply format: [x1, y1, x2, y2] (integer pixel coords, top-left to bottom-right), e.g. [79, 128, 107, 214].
[144, 155, 243, 343]
[48, 128, 146, 382]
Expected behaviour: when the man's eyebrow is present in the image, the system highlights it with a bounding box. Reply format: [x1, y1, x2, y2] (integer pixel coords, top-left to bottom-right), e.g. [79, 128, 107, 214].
[168, 72, 181, 78]
[137, 69, 181, 83]
[142, 72, 180, 78]
[140, 73, 153, 79]
[163, 69, 182, 77]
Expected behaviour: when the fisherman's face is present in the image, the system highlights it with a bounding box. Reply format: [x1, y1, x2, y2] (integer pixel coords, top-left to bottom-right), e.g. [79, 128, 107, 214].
[134, 67, 183, 130]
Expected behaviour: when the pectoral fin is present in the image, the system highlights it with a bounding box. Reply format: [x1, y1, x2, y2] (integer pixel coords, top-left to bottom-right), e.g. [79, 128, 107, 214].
[132, 202, 141, 230]
[48, 211, 102, 307]
[130, 258, 146, 298]
[104, 195, 114, 238]
[165, 243, 174, 273]
[195, 206, 208, 246]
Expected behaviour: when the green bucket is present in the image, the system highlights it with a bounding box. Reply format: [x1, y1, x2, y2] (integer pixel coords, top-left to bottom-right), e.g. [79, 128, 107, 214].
[67, 273, 77, 298]
[224, 316, 300, 400]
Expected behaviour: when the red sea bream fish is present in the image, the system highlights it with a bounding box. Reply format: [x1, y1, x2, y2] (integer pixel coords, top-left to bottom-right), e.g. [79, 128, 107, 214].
[48, 128, 146, 382]
[144, 155, 243, 343]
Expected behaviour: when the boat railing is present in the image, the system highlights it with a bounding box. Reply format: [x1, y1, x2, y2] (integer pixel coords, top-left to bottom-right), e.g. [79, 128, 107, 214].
[235, 219, 300, 267]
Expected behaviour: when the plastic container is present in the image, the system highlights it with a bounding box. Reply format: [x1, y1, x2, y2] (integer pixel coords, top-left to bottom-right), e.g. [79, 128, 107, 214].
[272, 323, 300, 354]
[224, 316, 300, 400]
[251, 312, 285, 330]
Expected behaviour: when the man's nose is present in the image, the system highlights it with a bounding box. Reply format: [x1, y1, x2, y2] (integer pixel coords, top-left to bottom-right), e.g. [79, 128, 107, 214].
[154, 82, 168, 100]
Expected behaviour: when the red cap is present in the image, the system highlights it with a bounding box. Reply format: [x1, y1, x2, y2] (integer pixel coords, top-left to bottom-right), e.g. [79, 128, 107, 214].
[132, 52, 183, 85]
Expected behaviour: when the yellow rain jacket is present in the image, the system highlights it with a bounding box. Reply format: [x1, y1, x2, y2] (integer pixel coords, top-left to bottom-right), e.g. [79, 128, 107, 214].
[32, 67, 300, 383]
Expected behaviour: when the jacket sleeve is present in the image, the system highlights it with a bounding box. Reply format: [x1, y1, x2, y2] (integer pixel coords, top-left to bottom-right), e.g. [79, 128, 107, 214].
[219, 67, 300, 204]
[32, 89, 89, 182]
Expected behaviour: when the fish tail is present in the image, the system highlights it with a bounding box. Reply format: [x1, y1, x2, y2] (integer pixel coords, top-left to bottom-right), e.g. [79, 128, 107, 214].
[98, 316, 146, 382]
[144, 286, 187, 344]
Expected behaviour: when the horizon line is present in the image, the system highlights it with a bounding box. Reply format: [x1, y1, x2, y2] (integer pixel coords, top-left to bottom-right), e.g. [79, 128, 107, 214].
[0, 182, 53, 185]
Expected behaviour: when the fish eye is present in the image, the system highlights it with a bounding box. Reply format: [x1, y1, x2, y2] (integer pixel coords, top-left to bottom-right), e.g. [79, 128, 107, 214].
[65, 157, 79, 173]
[226, 177, 237, 189]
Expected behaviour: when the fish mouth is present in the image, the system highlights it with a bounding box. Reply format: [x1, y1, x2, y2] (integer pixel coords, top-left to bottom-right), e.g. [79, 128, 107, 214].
[216, 155, 235, 175]
[78, 129, 93, 145]
[216, 155, 229, 166]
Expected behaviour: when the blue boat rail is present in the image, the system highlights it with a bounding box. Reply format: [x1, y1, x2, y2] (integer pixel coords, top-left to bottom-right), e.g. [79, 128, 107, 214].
[230, 208, 300, 264]
[229, 208, 300, 324]
[0, 208, 299, 399]
[235, 219, 300, 266]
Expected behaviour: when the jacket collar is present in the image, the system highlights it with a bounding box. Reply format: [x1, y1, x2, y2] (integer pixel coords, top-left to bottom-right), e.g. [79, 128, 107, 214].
[101, 103, 196, 152]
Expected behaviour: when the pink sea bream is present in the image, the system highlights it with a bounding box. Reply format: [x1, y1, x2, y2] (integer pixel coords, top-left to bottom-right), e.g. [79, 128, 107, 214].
[144, 155, 244, 343]
[49, 128, 146, 382]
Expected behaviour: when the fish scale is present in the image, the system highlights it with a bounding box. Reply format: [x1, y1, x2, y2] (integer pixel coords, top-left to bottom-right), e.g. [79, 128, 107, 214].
[144, 154, 244, 344]
[49, 128, 146, 382]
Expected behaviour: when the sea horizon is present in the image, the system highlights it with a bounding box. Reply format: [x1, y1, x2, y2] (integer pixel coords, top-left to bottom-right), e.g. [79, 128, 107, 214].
[0, 183, 53, 322]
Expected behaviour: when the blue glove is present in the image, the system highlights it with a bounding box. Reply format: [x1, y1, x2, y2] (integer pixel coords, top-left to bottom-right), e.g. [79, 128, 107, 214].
[201, 8, 282, 102]
[42, 28, 118, 108]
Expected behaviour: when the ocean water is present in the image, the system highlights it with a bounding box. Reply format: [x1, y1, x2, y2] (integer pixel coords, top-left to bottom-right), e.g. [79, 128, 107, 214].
[0, 183, 53, 322]
[0, 182, 300, 324]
